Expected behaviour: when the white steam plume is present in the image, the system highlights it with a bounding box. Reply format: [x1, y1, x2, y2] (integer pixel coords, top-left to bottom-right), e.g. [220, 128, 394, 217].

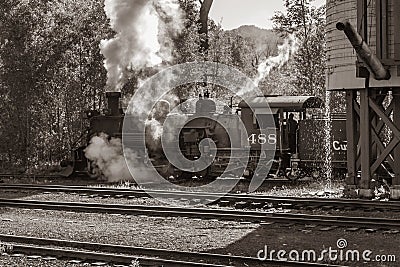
[253, 34, 298, 86]
[85, 134, 133, 182]
[145, 97, 178, 154]
[100, 0, 184, 91]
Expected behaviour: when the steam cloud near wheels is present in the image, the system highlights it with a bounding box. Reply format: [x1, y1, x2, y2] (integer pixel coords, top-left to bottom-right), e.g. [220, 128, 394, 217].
[85, 134, 133, 182]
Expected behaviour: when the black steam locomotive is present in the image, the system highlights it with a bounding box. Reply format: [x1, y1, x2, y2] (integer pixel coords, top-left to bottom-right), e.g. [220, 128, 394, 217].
[61, 91, 347, 180]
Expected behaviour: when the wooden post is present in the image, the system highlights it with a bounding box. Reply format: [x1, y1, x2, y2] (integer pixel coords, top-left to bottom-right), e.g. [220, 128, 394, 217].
[393, 89, 400, 186]
[376, 0, 388, 60]
[370, 90, 378, 163]
[359, 86, 371, 189]
[394, 1, 400, 62]
[346, 91, 358, 186]
[357, 0, 368, 39]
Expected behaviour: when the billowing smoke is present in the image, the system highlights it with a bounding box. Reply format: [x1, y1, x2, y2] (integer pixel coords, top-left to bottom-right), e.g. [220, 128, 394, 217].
[88, 0, 183, 182]
[149, 99, 171, 123]
[85, 134, 133, 182]
[254, 34, 298, 86]
[145, 97, 178, 153]
[146, 99, 170, 144]
[100, 0, 184, 91]
[146, 118, 164, 140]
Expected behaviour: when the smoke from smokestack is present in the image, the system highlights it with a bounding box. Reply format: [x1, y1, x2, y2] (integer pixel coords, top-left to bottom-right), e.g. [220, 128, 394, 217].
[100, 0, 184, 91]
[253, 34, 298, 86]
[145, 97, 177, 154]
[90, 1, 183, 182]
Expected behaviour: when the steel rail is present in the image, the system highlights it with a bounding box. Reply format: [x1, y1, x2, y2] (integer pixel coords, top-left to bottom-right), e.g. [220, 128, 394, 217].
[0, 184, 399, 211]
[0, 198, 399, 229]
[9, 244, 229, 267]
[0, 174, 64, 179]
[0, 234, 346, 267]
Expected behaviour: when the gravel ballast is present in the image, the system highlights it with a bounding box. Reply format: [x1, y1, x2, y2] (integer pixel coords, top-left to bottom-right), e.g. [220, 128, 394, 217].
[0, 191, 399, 266]
[0, 253, 93, 267]
[0, 207, 258, 252]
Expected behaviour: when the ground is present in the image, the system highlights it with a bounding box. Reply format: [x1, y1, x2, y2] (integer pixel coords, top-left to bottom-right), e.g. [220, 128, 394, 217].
[0, 187, 398, 266]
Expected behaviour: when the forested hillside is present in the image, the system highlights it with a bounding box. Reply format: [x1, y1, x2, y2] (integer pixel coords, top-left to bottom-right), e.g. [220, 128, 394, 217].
[229, 25, 280, 56]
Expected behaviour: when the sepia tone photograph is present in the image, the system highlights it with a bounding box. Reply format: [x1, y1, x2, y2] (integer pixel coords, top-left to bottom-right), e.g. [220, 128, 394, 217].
[0, 0, 399, 266]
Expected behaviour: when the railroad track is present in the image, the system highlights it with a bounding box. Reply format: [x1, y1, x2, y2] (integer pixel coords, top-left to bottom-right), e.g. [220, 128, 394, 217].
[0, 234, 346, 267]
[0, 198, 399, 230]
[0, 184, 399, 212]
[0, 174, 65, 179]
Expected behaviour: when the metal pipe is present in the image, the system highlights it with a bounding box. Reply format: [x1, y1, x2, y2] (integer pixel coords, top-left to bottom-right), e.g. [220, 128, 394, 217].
[336, 20, 391, 80]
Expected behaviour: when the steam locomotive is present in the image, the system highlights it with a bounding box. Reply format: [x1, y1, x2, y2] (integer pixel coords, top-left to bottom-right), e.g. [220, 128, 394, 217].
[61, 91, 347, 180]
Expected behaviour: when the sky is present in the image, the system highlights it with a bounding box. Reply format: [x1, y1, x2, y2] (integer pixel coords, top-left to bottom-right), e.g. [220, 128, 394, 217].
[209, 0, 326, 30]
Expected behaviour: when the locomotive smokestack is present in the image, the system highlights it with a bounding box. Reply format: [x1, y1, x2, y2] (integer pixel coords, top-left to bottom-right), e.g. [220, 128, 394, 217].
[336, 20, 391, 80]
[106, 91, 121, 116]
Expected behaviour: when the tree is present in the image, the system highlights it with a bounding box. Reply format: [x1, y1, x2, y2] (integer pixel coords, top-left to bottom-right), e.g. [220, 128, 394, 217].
[272, 0, 326, 97]
[198, 0, 214, 53]
[0, 0, 112, 172]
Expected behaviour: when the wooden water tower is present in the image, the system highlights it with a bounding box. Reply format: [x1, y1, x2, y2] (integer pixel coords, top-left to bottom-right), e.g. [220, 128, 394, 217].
[326, 0, 400, 198]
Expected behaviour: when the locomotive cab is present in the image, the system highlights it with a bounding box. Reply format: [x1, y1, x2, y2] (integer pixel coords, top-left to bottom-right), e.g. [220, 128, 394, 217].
[238, 96, 324, 179]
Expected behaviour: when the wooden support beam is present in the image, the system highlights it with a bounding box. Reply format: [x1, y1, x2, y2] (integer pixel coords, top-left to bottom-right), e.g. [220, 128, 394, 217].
[346, 91, 358, 185]
[370, 128, 382, 157]
[370, 138, 399, 173]
[369, 90, 387, 160]
[375, 101, 393, 133]
[370, 128, 395, 167]
[370, 90, 378, 161]
[394, 1, 400, 64]
[369, 93, 400, 177]
[376, 0, 382, 59]
[369, 98, 400, 139]
[355, 0, 370, 77]
[357, 0, 368, 38]
[375, 0, 389, 60]
[393, 91, 400, 185]
[353, 98, 360, 117]
[353, 95, 361, 171]
[381, 0, 388, 60]
[359, 87, 371, 188]
[356, 155, 361, 170]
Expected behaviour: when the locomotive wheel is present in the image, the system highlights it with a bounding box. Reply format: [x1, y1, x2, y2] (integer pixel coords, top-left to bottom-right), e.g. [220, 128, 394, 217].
[159, 163, 176, 179]
[88, 163, 101, 179]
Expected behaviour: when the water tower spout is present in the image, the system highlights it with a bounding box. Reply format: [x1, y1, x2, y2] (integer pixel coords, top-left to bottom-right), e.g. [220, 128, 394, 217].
[336, 20, 391, 81]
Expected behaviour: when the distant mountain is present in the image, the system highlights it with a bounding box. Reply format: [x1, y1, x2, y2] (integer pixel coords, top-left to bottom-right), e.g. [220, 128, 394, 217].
[227, 25, 281, 54]
[229, 25, 277, 41]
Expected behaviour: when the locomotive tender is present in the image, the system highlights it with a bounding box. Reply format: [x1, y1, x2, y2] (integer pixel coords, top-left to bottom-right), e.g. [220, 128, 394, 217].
[63, 92, 347, 180]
